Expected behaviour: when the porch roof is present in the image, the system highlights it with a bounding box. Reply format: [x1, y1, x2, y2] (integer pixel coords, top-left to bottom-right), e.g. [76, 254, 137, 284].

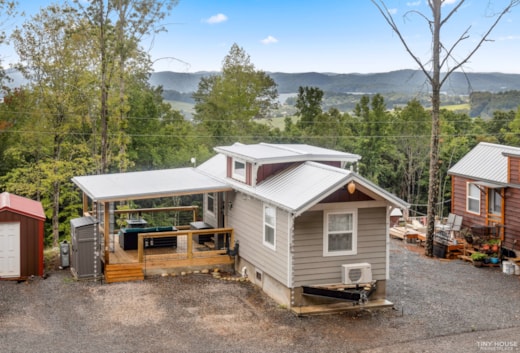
[72, 168, 231, 202]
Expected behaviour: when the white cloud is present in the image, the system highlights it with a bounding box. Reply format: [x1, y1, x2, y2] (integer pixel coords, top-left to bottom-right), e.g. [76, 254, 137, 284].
[498, 35, 520, 41]
[260, 35, 278, 44]
[406, 1, 421, 6]
[388, 8, 398, 15]
[204, 13, 228, 24]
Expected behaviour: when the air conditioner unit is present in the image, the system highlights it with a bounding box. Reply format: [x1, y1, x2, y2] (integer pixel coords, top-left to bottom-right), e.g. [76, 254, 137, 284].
[341, 263, 372, 284]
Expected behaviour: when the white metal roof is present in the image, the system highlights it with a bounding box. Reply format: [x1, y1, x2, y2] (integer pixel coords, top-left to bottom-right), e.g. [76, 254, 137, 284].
[448, 142, 520, 186]
[72, 168, 231, 202]
[199, 157, 409, 216]
[214, 142, 361, 165]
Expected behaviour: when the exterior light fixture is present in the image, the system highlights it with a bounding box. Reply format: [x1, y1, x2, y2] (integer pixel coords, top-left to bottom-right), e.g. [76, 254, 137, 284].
[347, 181, 356, 194]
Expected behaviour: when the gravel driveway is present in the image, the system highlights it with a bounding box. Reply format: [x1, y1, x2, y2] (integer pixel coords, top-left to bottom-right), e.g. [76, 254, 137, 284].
[1, 239, 519, 353]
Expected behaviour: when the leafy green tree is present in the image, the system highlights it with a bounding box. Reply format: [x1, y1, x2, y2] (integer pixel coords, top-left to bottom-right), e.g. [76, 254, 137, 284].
[10, 5, 100, 246]
[504, 107, 520, 146]
[354, 94, 392, 183]
[74, 0, 178, 173]
[193, 43, 278, 146]
[391, 99, 430, 211]
[0, 0, 17, 84]
[295, 86, 324, 130]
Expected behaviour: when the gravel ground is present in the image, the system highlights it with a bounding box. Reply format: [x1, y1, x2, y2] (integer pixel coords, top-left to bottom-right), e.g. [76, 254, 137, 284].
[1, 239, 519, 353]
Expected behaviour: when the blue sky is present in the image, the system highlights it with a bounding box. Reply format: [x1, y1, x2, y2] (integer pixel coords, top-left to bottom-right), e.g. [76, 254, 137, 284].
[7, 0, 520, 74]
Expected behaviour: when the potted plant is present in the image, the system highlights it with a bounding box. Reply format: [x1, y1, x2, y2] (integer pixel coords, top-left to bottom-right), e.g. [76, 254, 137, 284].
[489, 253, 500, 264]
[489, 239, 500, 253]
[471, 252, 488, 267]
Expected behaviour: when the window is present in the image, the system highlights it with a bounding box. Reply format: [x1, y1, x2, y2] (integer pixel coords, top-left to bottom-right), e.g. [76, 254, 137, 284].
[263, 204, 276, 249]
[207, 192, 215, 215]
[232, 158, 246, 182]
[324, 210, 357, 256]
[488, 189, 502, 215]
[467, 183, 481, 214]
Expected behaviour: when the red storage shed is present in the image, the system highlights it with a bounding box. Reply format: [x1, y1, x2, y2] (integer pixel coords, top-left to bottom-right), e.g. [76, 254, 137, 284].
[0, 192, 46, 280]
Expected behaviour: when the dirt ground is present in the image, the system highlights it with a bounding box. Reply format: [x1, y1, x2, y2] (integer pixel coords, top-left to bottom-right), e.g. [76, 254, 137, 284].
[1, 239, 520, 353]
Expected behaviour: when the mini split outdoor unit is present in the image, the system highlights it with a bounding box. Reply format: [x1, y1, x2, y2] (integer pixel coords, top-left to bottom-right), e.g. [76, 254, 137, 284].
[341, 263, 372, 284]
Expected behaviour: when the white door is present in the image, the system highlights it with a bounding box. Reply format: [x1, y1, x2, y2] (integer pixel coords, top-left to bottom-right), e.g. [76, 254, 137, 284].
[0, 222, 21, 278]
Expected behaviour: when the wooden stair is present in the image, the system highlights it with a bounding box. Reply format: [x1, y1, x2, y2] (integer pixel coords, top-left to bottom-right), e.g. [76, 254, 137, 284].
[105, 263, 144, 283]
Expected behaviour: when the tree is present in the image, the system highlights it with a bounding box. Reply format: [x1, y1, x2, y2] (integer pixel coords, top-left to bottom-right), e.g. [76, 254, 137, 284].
[74, 0, 178, 173]
[354, 94, 391, 183]
[372, 0, 520, 256]
[295, 86, 324, 130]
[392, 100, 431, 210]
[10, 5, 98, 246]
[0, 0, 17, 85]
[193, 43, 278, 146]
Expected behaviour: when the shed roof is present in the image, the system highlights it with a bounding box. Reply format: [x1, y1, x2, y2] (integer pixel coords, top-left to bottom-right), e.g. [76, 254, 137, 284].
[0, 192, 46, 220]
[72, 168, 232, 202]
[214, 143, 361, 165]
[448, 142, 520, 186]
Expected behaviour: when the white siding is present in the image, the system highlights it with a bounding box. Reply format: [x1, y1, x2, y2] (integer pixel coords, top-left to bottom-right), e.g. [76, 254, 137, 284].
[292, 207, 387, 287]
[228, 192, 289, 286]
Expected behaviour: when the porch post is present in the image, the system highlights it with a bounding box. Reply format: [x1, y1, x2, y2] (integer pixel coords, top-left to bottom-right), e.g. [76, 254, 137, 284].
[104, 202, 110, 265]
[82, 193, 89, 216]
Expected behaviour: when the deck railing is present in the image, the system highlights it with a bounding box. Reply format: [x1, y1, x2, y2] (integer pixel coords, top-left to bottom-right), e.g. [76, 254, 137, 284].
[136, 227, 235, 264]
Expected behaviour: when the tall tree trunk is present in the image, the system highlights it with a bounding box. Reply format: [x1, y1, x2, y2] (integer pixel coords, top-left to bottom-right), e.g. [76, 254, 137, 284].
[425, 0, 442, 257]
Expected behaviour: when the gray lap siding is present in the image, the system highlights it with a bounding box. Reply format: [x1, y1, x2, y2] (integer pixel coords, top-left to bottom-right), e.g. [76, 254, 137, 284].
[228, 192, 289, 286]
[292, 207, 387, 287]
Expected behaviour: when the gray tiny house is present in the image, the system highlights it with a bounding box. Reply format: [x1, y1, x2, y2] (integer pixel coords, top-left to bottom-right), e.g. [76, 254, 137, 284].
[198, 143, 409, 310]
[72, 143, 408, 312]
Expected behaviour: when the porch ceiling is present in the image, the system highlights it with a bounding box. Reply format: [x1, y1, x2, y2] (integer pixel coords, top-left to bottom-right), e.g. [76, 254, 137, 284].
[72, 168, 232, 202]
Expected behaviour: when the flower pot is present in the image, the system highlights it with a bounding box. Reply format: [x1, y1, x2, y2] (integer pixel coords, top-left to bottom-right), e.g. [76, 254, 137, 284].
[491, 245, 499, 252]
[490, 257, 500, 264]
[481, 244, 490, 251]
[473, 260, 483, 267]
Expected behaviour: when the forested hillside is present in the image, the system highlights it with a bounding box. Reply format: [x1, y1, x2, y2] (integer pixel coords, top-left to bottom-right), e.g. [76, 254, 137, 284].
[2, 2, 520, 249]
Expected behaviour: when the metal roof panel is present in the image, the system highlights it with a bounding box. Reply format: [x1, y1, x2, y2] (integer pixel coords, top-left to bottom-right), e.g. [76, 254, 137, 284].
[448, 142, 520, 184]
[72, 168, 231, 202]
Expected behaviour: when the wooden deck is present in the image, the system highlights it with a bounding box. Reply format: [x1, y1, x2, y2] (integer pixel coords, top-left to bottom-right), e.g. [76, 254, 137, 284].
[104, 228, 235, 283]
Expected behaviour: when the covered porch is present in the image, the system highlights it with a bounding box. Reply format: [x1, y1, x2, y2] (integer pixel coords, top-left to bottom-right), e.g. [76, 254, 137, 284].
[71, 168, 235, 283]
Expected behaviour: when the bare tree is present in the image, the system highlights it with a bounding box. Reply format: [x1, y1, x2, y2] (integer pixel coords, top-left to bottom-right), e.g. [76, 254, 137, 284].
[371, 0, 519, 256]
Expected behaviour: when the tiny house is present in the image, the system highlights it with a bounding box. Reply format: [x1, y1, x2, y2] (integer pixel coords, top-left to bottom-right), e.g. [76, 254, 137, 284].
[0, 192, 45, 280]
[448, 142, 520, 256]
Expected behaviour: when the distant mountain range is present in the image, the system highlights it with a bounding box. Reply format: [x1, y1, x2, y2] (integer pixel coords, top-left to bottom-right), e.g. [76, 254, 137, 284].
[149, 70, 520, 96]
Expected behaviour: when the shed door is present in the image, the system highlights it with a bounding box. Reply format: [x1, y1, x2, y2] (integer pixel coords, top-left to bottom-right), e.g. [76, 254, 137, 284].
[0, 222, 21, 278]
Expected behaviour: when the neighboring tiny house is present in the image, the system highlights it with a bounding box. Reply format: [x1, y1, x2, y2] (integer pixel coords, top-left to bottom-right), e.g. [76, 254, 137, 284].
[197, 143, 409, 310]
[0, 192, 45, 280]
[448, 142, 520, 256]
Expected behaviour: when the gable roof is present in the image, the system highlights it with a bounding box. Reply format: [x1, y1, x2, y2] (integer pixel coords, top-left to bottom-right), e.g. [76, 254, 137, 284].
[214, 143, 361, 166]
[198, 156, 409, 216]
[72, 168, 231, 202]
[0, 192, 46, 220]
[448, 142, 520, 187]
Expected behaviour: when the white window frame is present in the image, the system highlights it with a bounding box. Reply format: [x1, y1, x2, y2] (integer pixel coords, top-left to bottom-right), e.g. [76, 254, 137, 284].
[467, 183, 481, 214]
[263, 204, 276, 250]
[323, 209, 357, 256]
[232, 158, 246, 182]
[206, 192, 215, 216]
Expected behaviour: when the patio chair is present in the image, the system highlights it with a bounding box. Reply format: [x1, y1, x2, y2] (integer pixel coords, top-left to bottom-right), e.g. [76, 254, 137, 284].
[436, 213, 455, 232]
